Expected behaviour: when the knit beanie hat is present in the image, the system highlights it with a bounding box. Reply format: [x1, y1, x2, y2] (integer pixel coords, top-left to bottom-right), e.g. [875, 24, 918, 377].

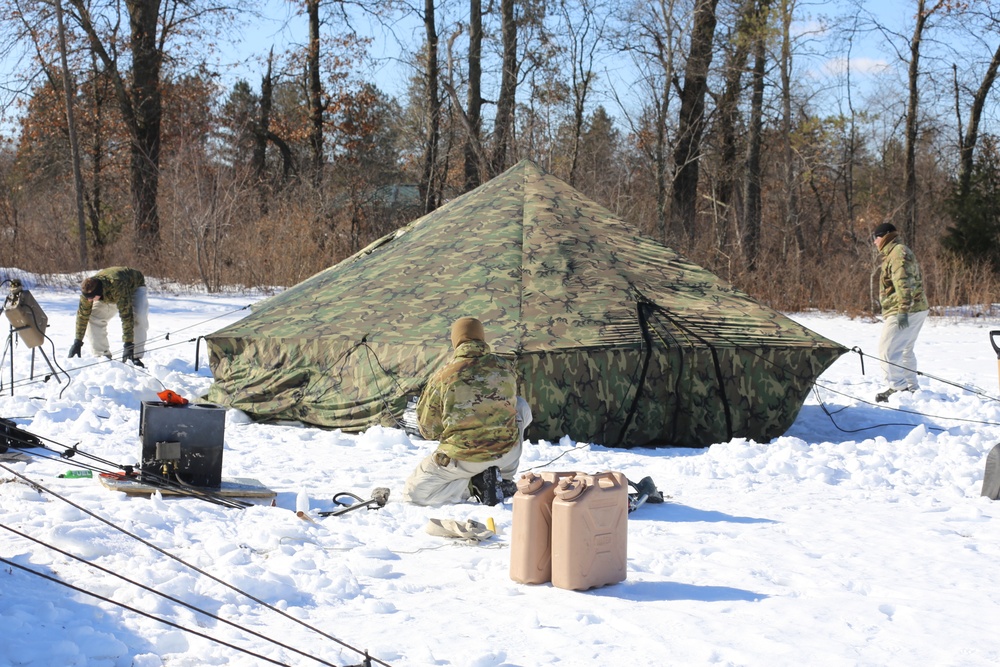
[872, 222, 896, 240]
[450, 317, 486, 348]
[81, 277, 103, 299]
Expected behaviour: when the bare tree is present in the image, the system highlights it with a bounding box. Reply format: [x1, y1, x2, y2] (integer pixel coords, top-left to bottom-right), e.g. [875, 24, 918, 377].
[954, 7, 1000, 198]
[609, 0, 683, 243]
[490, 0, 517, 176]
[306, 0, 325, 185]
[713, 0, 757, 252]
[419, 0, 441, 212]
[465, 0, 483, 190]
[671, 0, 720, 244]
[53, 0, 87, 268]
[557, 0, 607, 187]
[778, 0, 805, 257]
[741, 0, 769, 271]
[902, 0, 946, 248]
[62, 0, 245, 258]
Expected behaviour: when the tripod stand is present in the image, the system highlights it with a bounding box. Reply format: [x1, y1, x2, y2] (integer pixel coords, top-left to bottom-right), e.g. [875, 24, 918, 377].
[4, 326, 67, 395]
[2, 281, 67, 395]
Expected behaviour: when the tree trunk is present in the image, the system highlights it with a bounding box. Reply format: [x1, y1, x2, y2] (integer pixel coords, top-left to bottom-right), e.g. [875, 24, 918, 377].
[715, 0, 755, 252]
[253, 52, 275, 210]
[957, 41, 1000, 198]
[126, 0, 163, 255]
[465, 0, 482, 191]
[86, 50, 105, 256]
[903, 0, 944, 249]
[742, 3, 767, 272]
[491, 0, 517, 176]
[253, 54, 273, 180]
[779, 0, 804, 256]
[562, 0, 601, 187]
[670, 0, 720, 244]
[421, 0, 441, 213]
[654, 86, 669, 243]
[307, 0, 324, 185]
[54, 0, 88, 269]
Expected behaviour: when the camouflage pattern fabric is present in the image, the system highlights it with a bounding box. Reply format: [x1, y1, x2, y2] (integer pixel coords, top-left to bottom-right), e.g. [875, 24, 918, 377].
[205, 160, 846, 447]
[416, 340, 518, 462]
[878, 237, 928, 316]
[74, 267, 146, 343]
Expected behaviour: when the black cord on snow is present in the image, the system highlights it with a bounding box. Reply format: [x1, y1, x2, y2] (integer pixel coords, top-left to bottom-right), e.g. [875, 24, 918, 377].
[811, 380, 1000, 429]
[0, 556, 297, 667]
[849, 346, 1000, 404]
[0, 461, 392, 667]
[0, 523, 340, 667]
[3, 428, 250, 510]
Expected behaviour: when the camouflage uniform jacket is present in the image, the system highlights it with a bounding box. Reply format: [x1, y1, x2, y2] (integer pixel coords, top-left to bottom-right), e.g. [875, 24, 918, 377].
[878, 238, 928, 316]
[416, 340, 519, 462]
[74, 267, 146, 343]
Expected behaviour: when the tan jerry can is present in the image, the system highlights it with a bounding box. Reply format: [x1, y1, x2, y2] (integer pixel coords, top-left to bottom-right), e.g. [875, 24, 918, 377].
[509, 471, 579, 584]
[550, 471, 628, 591]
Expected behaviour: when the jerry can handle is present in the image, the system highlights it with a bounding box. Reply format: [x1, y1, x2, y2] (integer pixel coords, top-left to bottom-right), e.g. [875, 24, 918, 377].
[594, 471, 625, 489]
[992, 330, 1000, 358]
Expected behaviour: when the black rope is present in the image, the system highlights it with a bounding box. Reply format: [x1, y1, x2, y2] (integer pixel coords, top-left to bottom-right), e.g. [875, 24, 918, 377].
[5, 300, 254, 396]
[641, 304, 1000, 437]
[0, 556, 296, 667]
[813, 379, 1000, 428]
[0, 523, 340, 666]
[849, 346, 1000, 404]
[615, 301, 655, 447]
[141, 303, 253, 347]
[646, 304, 736, 440]
[3, 426, 252, 510]
[359, 341, 420, 432]
[0, 461, 391, 667]
[810, 385, 947, 434]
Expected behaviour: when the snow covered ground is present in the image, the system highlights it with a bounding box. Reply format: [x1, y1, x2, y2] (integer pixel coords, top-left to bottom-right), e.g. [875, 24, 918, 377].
[1, 272, 999, 667]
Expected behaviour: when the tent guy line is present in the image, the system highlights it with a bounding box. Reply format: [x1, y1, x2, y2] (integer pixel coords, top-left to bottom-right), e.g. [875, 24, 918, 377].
[3, 427, 253, 509]
[0, 460, 393, 667]
[0, 523, 341, 667]
[0, 556, 301, 667]
[847, 345, 1000, 404]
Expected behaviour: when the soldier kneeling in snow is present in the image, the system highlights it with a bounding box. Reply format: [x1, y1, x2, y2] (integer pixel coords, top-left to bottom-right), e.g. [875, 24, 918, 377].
[402, 317, 531, 507]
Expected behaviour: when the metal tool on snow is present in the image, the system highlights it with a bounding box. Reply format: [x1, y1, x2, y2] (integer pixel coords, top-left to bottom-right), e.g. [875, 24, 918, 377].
[318, 487, 390, 517]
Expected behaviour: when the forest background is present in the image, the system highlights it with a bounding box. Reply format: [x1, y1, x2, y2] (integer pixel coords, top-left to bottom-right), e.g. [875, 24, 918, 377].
[1, 0, 1000, 315]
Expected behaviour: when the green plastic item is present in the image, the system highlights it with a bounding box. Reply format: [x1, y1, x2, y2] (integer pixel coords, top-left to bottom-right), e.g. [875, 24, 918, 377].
[58, 470, 93, 479]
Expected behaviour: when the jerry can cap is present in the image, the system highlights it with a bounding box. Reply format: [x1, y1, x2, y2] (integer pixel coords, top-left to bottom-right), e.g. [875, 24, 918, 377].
[554, 476, 586, 501]
[516, 472, 545, 495]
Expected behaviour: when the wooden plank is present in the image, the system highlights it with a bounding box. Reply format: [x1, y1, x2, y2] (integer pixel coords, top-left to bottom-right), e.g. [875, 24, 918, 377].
[99, 474, 276, 500]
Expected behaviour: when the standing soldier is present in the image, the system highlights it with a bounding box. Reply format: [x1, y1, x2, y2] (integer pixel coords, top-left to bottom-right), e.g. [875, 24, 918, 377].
[402, 317, 530, 506]
[872, 223, 929, 402]
[69, 267, 149, 367]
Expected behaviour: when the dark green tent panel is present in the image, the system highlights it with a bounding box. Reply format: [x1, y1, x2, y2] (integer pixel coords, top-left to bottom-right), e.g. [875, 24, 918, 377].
[205, 160, 846, 447]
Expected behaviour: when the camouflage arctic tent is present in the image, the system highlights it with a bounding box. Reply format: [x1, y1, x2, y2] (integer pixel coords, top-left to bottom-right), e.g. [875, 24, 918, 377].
[205, 160, 845, 447]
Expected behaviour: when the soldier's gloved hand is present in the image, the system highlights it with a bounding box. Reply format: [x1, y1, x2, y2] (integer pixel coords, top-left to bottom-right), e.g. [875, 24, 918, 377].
[68, 339, 83, 358]
[122, 342, 135, 362]
[896, 313, 909, 329]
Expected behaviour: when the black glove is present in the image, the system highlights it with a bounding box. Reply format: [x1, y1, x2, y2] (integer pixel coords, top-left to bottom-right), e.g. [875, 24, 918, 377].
[122, 342, 135, 362]
[68, 339, 83, 358]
